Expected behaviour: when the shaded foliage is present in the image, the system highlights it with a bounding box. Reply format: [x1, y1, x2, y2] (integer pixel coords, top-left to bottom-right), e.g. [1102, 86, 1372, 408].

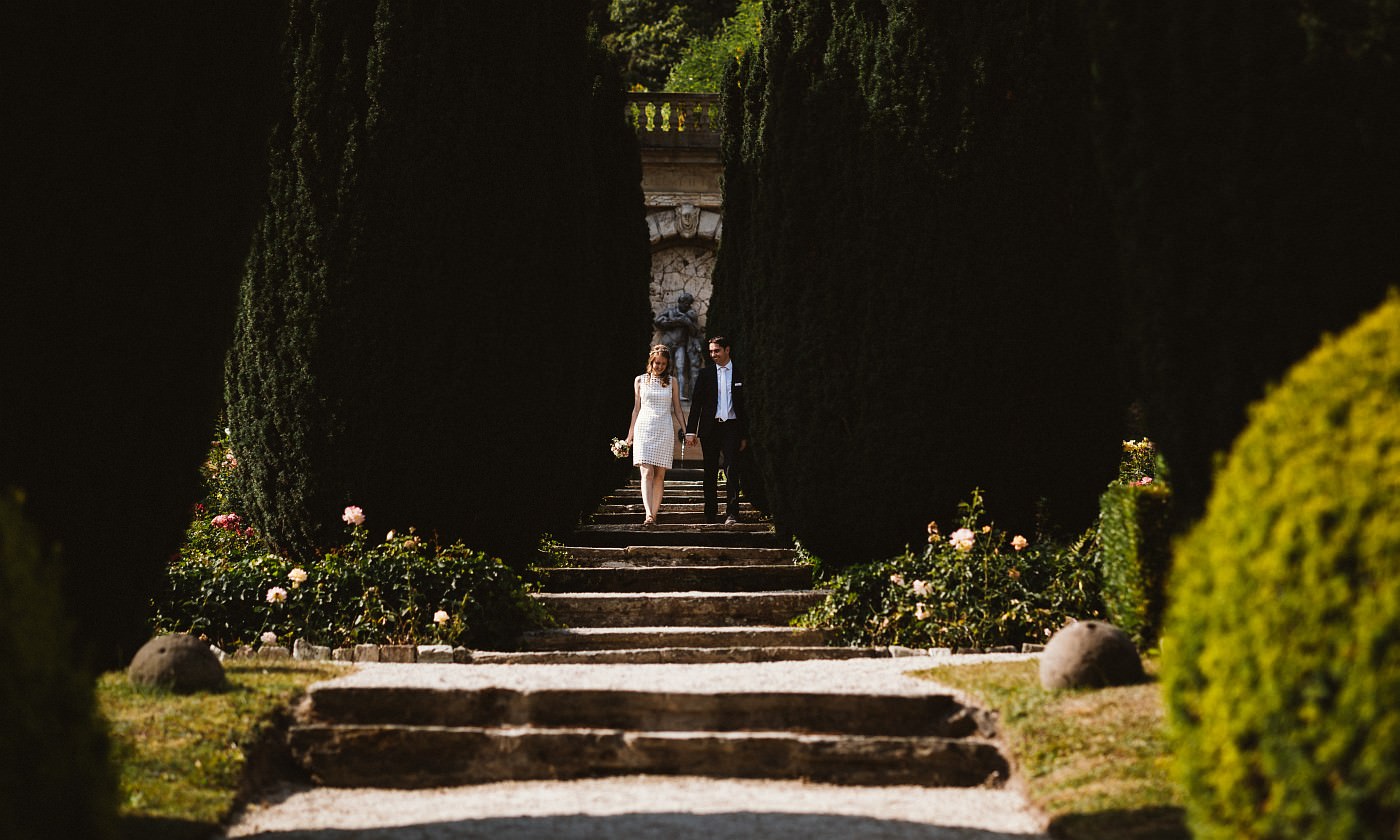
[1081, 0, 1400, 517]
[0, 493, 118, 839]
[227, 1, 650, 564]
[0, 3, 281, 668]
[714, 0, 1122, 561]
[593, 0, 742, 90]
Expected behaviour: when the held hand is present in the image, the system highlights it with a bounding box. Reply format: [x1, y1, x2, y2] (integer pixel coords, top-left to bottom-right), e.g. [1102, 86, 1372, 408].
[685, 433, 697, 443]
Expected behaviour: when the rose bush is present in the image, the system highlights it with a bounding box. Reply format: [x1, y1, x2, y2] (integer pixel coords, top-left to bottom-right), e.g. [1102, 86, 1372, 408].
[151, 429, 548, 651]
[798, 489, 1104, 649]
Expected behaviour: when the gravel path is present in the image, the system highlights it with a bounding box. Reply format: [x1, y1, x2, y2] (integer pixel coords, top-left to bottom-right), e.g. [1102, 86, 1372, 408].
[226, 776, 1048, 838]
[304, 652, 1038, 697]
[223, 654, 1048, 838]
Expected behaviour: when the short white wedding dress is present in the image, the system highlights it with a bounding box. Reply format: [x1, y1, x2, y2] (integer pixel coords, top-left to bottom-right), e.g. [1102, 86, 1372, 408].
[633, 374, 675, 469]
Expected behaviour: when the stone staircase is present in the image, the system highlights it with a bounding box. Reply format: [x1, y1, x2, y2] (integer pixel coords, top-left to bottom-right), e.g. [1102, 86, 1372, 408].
[284, 470, 1013, 791]
[501, 469, 869, 665]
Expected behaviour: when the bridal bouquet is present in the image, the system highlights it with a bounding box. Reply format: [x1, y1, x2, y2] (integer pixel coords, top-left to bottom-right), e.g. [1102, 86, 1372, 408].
[610, 437, 631, 459]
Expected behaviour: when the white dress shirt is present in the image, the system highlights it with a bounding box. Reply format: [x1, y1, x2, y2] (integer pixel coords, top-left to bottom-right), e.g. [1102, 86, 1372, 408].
[715, 363, 736, 421]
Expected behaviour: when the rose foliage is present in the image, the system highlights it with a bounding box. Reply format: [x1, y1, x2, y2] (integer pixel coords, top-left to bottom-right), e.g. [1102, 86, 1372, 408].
[798, 489, 1104, 650]
[151, 431, 548, 651]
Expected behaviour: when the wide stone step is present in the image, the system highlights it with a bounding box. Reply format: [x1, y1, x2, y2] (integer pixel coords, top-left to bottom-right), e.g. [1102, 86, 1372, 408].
[572, 524, 783, 548]
[298, 686, 992, 736]
[559, 545, 799, 567]
[469, 646, 884, 665]
[535, 591, 825, 627]
[517, 625, 834, 651]
[535, 565, 811, 593]
[289, 726, 1008, 788]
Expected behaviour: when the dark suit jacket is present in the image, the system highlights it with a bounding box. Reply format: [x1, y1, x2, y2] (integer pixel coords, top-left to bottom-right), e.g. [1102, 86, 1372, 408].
[686, 362, 747, 439]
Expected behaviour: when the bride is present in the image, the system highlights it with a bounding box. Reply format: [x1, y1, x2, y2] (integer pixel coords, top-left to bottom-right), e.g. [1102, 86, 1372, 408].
[625, 344, 687, 526]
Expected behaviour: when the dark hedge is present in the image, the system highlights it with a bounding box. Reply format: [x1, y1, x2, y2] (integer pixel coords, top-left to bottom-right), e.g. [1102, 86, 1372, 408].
[713, 0, 1123, 561]
[1081, 0, 1400, 518]
[714, 0, 1400, 559]
[226, 1, 650, 564]
[0, 4, 281, 669]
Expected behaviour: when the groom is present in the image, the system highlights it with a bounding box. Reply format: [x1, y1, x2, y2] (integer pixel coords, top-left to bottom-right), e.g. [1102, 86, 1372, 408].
[685, 336, 747, 524]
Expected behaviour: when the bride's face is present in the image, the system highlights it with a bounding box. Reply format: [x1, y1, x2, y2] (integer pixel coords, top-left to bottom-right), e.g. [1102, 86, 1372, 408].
[649, 355, 668, 375]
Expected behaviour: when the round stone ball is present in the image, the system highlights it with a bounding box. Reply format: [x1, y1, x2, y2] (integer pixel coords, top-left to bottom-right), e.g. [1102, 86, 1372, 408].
[128, 633, 227, 693]
[1039, 620, 1145, 690]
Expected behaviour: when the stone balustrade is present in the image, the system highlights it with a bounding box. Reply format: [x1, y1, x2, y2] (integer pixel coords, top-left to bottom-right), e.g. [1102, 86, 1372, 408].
[626, 92, 721, 149]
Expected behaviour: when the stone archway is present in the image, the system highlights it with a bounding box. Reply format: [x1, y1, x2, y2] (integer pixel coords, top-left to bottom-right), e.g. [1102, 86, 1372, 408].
[646, 203, 723, 339]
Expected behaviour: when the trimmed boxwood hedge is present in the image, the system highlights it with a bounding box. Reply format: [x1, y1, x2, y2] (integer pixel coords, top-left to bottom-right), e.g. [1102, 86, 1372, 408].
[1163, 293, 1400, 839]
[1095, 481, 1172, 649]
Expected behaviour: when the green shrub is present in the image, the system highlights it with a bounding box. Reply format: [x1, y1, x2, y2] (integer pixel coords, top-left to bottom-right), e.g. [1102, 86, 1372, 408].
[1163, 293, 1400, 839]
[227, 1, 647, 564]
[799, 490, 1103, 649]
[0, 490, 117, 839]
[1095, 438, 1174, 648]
[151, 434, 548, 651]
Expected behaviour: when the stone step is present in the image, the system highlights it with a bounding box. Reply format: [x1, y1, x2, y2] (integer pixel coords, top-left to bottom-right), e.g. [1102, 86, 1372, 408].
[602, 492, 713, 504]
[558, 546, 799, 567]
[590, 512, 765, 525]
[289, 725, 1010, 788]
[534, 591, 825, 628]
[517, 626, 834, 651]
[534, 565, 812, 593]
[571, 524, 783, 549]
[296, 685, 993, 737]
[596, 502, 757, 514]
[469, 646, 883, 665]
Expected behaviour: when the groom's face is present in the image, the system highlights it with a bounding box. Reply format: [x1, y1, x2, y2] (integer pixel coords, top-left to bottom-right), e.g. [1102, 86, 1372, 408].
[709, 342, 731, 367]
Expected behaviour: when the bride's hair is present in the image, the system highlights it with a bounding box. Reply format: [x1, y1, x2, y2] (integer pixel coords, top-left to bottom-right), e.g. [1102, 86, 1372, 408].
[643, 344, 672, 387]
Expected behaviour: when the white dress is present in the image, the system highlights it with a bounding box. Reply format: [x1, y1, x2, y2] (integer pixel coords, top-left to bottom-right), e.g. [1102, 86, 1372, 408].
[633, 374, 675, 468]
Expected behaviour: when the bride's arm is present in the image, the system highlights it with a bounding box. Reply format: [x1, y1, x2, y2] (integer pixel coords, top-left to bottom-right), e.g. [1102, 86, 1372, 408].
[671, 380, 686, 436]
[626, 376, 641, 445]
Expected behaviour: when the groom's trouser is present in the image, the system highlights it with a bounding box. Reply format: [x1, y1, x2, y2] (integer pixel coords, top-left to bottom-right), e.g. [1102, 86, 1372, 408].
[701, 420, 742, 519]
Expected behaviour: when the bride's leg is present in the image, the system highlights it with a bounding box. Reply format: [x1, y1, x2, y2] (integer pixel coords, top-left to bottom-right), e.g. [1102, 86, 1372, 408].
[639, 464, 657, 523]
[652, 467, 667, 520]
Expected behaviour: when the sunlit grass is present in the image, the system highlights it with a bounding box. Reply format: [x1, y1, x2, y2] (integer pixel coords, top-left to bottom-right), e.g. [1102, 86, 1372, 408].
[97, 659, 344, 837]
[914, 658, 1186, 840]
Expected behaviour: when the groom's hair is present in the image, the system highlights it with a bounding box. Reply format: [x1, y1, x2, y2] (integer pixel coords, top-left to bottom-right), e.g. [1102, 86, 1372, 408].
[707, 336, 731, 349]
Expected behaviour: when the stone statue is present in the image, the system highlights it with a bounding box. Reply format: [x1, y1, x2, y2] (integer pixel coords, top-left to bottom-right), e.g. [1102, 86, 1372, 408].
[653, 291, 703, 401]
[676, 203, 700, 239]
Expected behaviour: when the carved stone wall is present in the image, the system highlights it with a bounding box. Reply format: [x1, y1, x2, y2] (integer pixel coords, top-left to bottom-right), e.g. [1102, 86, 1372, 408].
[632, 95, 724, 393]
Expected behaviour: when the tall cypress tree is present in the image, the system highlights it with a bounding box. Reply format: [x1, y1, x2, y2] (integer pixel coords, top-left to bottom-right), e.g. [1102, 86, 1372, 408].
[1082, 0, 1400, 517]
[713, 0, 1120, 561]
[228, 1, 649, 562]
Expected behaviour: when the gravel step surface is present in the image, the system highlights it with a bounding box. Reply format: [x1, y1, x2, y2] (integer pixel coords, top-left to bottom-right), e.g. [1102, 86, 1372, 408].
[226, 776, 1049, 838]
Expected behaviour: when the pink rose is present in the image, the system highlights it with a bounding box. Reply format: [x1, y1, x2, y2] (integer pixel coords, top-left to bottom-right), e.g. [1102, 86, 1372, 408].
[342, 505, 365, 526]
[949, 528, 975, 552]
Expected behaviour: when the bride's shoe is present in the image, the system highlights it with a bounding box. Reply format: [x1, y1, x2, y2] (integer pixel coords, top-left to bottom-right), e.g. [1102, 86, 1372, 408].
[642, 516, 656, 527]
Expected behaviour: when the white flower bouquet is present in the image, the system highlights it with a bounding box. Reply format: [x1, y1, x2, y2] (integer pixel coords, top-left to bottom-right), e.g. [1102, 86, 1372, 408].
[610, 437, 631, 459]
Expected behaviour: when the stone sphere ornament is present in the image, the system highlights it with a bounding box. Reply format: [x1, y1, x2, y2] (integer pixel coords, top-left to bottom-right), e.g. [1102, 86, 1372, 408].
[1039, 620, 1145, 689]
[128, 633, 228, 693]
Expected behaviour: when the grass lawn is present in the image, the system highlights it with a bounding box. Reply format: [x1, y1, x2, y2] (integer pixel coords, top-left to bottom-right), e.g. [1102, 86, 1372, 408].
[96, 659, 345, 840]
[914, 658, 1187, 840]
